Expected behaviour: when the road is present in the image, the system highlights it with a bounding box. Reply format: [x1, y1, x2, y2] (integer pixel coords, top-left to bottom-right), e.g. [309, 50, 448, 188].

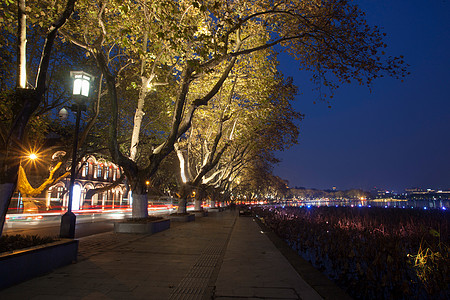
[3, 209, 168, 238]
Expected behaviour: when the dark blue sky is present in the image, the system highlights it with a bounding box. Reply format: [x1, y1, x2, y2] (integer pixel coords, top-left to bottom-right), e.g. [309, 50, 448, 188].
[274, 0, 450, 192]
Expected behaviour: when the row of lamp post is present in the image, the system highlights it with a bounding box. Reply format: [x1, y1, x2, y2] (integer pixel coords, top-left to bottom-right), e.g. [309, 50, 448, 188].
[59, 71, 93, 239]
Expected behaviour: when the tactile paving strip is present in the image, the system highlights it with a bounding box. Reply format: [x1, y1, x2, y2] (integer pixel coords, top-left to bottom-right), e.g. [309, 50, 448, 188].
[169, 228, 234, 299]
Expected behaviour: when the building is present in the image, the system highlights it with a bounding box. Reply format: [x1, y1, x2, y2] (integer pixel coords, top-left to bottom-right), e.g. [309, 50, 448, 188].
[11, 154, 129, 214]
[47, 156, 128, 211]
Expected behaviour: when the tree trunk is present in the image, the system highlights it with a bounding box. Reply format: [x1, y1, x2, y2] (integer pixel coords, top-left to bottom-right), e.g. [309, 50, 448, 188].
[130, 31, 150, 162]
[0, 89, 36, 236]
[0, 183, 17, 235]
[177, 196, 188, 214]
[131, 192, 148, 218]
[194, 198, 202, 211]
[17, 0, 27, 88]
[194, 187, 206, 211]
[129, 89, 146, 161]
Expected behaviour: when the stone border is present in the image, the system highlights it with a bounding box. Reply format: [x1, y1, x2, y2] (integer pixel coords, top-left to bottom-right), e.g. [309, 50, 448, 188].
[0, 239, 78, 290]
[254, 217, 352, 300]
[169, 213, 195, 222]
[114, 218, 170, 234]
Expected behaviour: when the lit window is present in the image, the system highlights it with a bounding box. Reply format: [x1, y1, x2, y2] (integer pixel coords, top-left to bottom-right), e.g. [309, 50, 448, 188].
[57, 186, 63, 198]
[97, 166, 102, 178]
[82, 162, 89, 177]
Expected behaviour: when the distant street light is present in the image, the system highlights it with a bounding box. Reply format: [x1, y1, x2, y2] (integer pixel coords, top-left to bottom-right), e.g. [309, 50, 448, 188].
[58, 107, 68, 120]
[60, 71, 93, 239]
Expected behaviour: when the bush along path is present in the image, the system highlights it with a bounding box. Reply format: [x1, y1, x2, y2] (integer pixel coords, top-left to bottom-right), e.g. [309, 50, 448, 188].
[252, 206, 449, 300]
[0, 235, 57, 253]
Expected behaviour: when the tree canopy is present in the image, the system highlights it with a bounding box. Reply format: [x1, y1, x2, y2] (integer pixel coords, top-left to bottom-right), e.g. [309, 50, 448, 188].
[0, 0, 407, 225]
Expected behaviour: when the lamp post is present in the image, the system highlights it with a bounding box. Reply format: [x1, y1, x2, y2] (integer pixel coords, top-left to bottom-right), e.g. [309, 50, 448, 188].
[60, 71, 93, 238]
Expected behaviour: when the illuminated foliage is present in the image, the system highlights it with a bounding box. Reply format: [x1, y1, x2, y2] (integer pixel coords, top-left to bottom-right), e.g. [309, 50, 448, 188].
[407, 239, 449, 295]
[0, 0, 407, 221]
[17, 163, 69, 197]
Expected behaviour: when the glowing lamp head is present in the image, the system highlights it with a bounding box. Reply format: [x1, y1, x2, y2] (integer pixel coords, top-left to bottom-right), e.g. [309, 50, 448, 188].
[70, 71, 93, 97]
[29, 153, 37, 160]
[59, 107, 69, 120]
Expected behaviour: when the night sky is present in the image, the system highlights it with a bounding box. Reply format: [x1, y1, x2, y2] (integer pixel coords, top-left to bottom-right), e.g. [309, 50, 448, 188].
[274, 0, 450, 192]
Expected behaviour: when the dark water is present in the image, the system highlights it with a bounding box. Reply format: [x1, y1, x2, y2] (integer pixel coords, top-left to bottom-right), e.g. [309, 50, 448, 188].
[286, 198, 449, 210]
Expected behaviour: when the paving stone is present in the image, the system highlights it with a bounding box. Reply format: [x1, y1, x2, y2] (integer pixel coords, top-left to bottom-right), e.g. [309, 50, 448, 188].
[0, 210, 339, 300]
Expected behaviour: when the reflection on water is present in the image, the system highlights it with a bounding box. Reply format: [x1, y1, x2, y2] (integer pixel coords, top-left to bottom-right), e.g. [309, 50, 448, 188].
[287, 198, 449, 210]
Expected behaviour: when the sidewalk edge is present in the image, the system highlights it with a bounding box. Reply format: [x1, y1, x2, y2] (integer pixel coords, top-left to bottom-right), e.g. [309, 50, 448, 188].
[254, 216, 353, 300]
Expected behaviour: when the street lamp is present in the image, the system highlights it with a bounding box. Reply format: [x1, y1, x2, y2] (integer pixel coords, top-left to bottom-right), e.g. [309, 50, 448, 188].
[60, 71, 93, 238]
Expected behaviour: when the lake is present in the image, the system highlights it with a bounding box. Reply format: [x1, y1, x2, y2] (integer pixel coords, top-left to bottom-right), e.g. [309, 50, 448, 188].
[286, 198, 449, 210]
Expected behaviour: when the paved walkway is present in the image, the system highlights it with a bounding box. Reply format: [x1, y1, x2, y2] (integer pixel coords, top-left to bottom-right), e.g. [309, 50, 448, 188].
[1, 210, 349, 299]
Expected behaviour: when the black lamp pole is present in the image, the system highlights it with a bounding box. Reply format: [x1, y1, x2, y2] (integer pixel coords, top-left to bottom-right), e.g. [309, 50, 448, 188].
[60, 71, 92, 239]
[60, 102, 82, 238]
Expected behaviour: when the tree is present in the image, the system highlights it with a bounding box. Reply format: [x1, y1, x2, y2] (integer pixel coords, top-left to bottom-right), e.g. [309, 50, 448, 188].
[60, 0, 405, 219]
[0, 0, 76, 236]
[190, 73, 301, 205]
[175, 53, 303, 210]
[172, 46, 276, 212]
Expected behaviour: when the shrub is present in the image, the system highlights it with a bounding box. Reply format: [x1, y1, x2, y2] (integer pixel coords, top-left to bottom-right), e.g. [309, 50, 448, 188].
[254, 206, 449, 299]
[0, 234, 57, 253]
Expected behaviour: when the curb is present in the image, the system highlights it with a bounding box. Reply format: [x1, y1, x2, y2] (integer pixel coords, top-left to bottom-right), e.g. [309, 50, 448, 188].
[253, 216, 352, 300]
